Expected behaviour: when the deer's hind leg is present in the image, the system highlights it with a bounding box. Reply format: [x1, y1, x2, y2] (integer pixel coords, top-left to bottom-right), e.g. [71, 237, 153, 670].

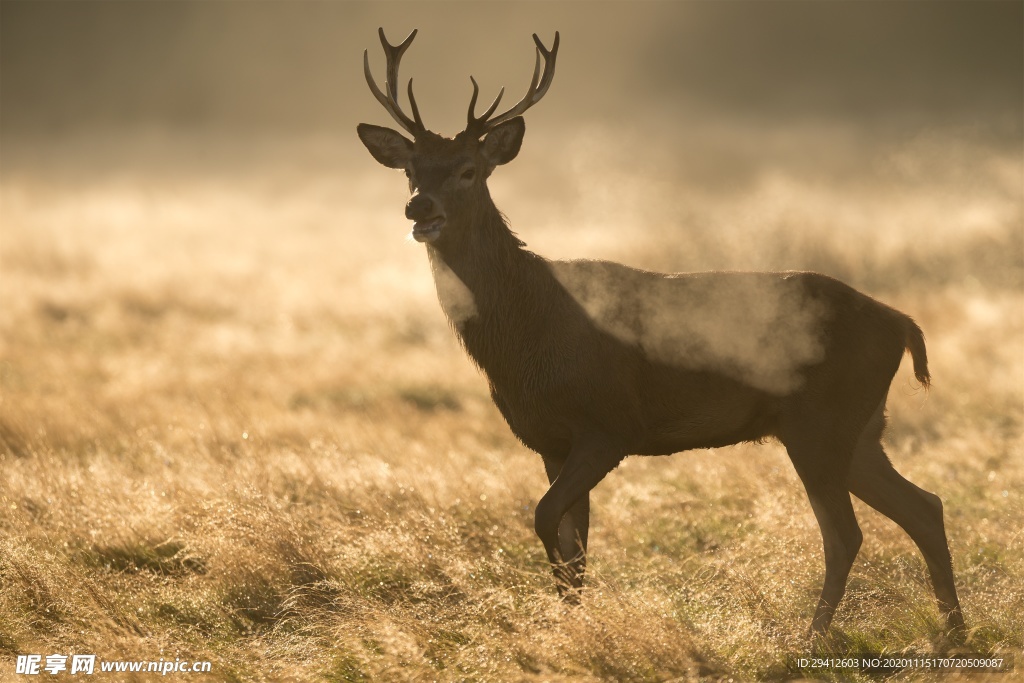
[847, 403, 965, 633]
[788, 453, 864, 635]
[781, 410, 865, 636]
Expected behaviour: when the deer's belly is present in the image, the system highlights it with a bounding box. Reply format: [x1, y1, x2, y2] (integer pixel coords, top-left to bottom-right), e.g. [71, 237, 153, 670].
[488, 363, 779, 458]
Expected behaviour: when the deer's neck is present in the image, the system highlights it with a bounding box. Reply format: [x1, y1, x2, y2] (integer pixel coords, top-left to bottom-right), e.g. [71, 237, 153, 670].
[425, 201, 551, 374]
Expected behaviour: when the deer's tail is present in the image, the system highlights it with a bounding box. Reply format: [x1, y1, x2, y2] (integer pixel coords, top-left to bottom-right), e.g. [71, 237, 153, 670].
[904, 318, 931, 388]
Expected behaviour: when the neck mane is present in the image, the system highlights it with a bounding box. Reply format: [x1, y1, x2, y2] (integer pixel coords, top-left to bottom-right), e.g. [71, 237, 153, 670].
[436, 194, 527, 264]
[425, 195, 551, 380]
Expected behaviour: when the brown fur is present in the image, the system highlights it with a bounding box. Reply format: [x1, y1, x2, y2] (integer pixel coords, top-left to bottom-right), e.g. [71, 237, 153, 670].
[356, 33, 963, 636]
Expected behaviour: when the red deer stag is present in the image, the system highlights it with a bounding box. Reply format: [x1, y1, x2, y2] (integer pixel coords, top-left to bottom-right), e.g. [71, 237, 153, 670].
[356, 28, 964, 636]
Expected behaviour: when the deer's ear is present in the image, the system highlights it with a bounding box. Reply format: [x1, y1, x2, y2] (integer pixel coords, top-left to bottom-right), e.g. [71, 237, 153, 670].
[357, 123, 413, 169]
[481, 117, 525, 168]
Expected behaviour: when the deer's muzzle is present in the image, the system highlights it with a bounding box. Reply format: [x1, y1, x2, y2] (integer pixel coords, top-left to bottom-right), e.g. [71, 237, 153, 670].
[406, 193, 445, 243]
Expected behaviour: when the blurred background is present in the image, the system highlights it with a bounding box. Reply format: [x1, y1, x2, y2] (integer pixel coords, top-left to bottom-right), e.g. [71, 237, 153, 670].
[2, 0, 1021, 437]
[2, 0, 1022, 410]
[3, 2, 1021, 172]
[3, 1, 1021, 267]
[3, 2, 1021, 140]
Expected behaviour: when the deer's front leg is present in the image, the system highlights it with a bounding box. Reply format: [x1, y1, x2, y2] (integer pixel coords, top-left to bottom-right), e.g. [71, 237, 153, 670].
[536, 441, 622, 600]
[557, 494, 590, 594]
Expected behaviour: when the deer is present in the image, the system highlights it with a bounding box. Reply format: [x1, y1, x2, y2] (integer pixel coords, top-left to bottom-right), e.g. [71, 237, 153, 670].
[356, 28, 965, 637]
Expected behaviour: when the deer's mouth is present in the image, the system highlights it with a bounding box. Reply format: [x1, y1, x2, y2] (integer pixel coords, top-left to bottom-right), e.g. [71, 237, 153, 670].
[412, 216, 445, 243]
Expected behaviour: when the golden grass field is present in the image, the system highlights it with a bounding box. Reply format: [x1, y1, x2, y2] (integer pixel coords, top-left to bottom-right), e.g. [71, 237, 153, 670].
[1, 129, 1022, 681]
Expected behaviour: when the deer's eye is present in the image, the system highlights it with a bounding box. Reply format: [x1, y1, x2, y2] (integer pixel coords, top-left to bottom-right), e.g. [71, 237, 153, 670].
[461, 168, 476, 181]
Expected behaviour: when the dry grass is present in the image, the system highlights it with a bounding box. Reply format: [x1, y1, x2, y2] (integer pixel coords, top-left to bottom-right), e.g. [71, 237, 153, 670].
[1, 130, 1021, 681]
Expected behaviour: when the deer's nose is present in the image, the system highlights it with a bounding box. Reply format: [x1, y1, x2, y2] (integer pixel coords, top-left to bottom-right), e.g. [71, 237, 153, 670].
[405, 193, 438, 221]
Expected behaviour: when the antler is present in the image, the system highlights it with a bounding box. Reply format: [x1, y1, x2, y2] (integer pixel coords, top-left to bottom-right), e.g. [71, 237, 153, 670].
[465, 32, 560, 138]
[364, 28, 426, 136]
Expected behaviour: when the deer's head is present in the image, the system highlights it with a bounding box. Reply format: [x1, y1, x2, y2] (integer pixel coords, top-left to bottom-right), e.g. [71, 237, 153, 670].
[357, 29, 558, 245]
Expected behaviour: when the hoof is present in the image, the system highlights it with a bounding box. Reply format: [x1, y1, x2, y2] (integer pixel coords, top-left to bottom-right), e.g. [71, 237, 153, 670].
[555, 582, 582, 605]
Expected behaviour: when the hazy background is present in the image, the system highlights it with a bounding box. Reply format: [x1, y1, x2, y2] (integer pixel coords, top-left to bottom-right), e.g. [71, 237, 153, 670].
[4, 1, 1021, 277]
[3, 1, 1021, 134]
[3, 1, 1021, 178]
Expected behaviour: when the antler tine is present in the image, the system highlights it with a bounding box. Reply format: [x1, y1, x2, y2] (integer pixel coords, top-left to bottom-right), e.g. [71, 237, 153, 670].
[381, 28, 416, 104]
[466, 31, 559, 137]
[363, 28, 425, 136]
[407, 79, 424, 130]
[466, 76, 505, 131]
[363, 50, 410, 132]
[528, 31, 559, 103]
